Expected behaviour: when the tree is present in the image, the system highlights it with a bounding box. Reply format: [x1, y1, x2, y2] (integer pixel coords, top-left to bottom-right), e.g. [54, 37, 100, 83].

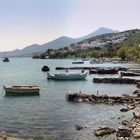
[117, 47, 128, 60]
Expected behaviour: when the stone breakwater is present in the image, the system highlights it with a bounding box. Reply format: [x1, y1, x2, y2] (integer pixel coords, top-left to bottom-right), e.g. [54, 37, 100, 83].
[93, 77, 140, 84]
[66, 89, 140, 139]
[55, 66, 126, 70]
[66, 91, 140, 105]
[56, 66, 97, 70]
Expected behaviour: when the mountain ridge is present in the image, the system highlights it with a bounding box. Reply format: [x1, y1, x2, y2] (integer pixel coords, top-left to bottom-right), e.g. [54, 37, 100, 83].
[0, 27, 118, 57]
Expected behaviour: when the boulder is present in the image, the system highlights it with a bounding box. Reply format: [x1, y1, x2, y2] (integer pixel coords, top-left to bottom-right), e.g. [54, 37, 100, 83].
[116, 126, 132, 137]
[94, 127, 116, 137]
[75, 124, 86, 130]
[137, 82, 140, 89]
[120, 108, 129, 112]
[133, 127, 140, 139]
[133, 109, 140, 119]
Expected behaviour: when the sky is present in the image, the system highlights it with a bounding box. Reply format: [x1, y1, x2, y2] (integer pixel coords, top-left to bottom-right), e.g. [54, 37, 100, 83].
[0, 0, 140, 51]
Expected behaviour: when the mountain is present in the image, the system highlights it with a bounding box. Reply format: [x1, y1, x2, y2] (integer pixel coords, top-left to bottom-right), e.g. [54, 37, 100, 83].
[0, 37, 76, 57]
[16, 36, 76, 56]
[77, 27, 118, 41]
[43, 29, 140, 59]
[0, 27, 117, 57]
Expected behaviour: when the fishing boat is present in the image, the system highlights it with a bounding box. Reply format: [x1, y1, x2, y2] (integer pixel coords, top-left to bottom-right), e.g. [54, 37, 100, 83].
[72, 61, 84, 64]
[3, 57, 9, 62]
[89, 67, 119, 74]
[128, 68, 140, 73]
[3, 86, 40, 96]
[41, 66, 50, 72]
[119, 71, 140, 77]
[47, 71, 87, 80]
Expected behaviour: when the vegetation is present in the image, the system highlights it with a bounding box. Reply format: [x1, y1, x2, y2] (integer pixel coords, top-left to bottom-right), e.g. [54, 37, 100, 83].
[33, 29, 140, 62]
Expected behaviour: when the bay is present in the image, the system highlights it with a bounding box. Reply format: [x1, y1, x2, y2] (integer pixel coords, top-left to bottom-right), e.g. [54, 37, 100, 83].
[0, 58, 137, 139]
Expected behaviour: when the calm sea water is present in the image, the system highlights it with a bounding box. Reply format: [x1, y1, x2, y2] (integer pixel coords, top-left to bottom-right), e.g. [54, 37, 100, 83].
[0, 58, 138, 139]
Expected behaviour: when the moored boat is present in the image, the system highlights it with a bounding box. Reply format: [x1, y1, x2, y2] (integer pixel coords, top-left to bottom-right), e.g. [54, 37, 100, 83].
[3, 86, 40, 96]
[90, 59, 103, 64]
[3, 57, 9, 62]
[89, 68, 119, 74]
[128, 68, 140, 73]
[119, 71, 140, 77]
[47, 71, 87, 80]
[72, 61, 84, 64]
[41, 66, 50, 72]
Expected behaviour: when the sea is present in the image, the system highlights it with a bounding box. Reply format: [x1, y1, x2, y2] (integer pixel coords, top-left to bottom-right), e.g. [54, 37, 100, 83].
[0, 58, 138, 140]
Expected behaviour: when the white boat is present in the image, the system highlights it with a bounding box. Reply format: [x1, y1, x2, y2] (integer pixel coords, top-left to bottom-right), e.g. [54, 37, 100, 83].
[3, 86, 40, 96]
[128, 68, 140, 73]
[47, 72, 87, 80]
[90, 59, 103, 64]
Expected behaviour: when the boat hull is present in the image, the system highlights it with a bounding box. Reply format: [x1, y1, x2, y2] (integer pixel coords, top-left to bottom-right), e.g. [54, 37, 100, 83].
[47, 72, 87, 80]
[4, 86, 40, 96]
[89, 68, 119, 74]
[41, 66, 50, 72]
[120, 71, 140, 77]
[72, 62, 84, 64]
[128, 69, 140, 73]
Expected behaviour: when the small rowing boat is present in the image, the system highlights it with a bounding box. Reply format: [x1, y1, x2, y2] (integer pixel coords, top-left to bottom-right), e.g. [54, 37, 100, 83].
[41, 66, 50, 72]
[3, 86, 40, 96]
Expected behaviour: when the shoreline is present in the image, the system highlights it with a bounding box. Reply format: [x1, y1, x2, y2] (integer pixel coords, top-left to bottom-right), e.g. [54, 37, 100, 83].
[67, 84, 140, 139]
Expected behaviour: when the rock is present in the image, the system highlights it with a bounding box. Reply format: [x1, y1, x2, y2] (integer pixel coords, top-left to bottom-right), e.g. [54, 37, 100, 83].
[116, 126, 132, 137]
[137, 82, 140, 89]
[133, 109, 140, 119]
[75, 124, 86, 130]
[133, 90, 140, 97]
[121, 120, 129, 126]
[132, 127, 140, 139]
[94, 127, 116, 137]
[120, 108, 129, 112]
[127, 105, 135, 110]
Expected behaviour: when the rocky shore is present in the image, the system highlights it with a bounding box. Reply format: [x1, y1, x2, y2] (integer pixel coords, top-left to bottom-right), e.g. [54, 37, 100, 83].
[66, 90, 140, 105]
[67, 83, 140, 139]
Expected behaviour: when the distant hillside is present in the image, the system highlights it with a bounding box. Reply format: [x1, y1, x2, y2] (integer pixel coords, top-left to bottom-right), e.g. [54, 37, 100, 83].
[38, 29, 140, 61]
[0, 27, 117, 57]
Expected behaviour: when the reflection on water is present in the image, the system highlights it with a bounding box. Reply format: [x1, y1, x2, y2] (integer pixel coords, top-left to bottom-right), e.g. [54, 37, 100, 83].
[0, 58, 137, 139]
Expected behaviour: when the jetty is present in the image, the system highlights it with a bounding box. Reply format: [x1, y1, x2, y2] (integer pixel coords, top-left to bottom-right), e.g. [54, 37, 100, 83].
[66, 91, 140, 105]
[93, 77, 140, 84]
[56, 66, 95, 70]
[56, 66, 127, 70]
